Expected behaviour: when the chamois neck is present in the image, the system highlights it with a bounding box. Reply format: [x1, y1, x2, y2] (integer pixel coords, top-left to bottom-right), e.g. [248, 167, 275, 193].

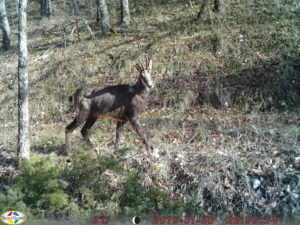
[134, 78, 149, 99]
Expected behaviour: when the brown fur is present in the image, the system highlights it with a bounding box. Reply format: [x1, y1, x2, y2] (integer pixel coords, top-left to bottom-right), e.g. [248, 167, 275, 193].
[65, 62, 153, 155]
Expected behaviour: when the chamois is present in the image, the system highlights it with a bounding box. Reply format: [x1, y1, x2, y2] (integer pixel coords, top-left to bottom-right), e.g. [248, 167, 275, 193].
[65, 59, 154, 155]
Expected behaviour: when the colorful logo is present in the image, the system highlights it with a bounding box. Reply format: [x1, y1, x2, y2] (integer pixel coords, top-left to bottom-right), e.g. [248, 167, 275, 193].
[1, 211, 26, 224]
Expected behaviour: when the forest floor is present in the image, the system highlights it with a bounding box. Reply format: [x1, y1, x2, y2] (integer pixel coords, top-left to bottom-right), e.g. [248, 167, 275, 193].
[0, 0, 300, 223]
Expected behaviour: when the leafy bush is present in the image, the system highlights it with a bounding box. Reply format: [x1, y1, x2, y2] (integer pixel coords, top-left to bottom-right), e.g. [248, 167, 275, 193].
[0, 152, 180, 219]
[19, 154, 68, 209]
[1, 154, 71, 217]
[0, 188, 29, 215]
[119, 174, 170, 216]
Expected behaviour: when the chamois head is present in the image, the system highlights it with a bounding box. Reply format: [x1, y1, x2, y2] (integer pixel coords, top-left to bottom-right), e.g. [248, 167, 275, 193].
[137, 58, 154, 90]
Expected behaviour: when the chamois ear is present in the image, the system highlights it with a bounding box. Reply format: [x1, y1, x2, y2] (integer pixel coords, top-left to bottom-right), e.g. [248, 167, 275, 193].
[148, 60, 153, 71]
[137, 57, 145, 71]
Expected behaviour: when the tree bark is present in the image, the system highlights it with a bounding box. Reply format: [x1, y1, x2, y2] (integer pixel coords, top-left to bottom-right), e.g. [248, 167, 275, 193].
[48, 0, 53, 15]
[15, 0, 19, 16]
[297, 0, 300, 13]
[120, 0, 130, 26]
[40, 0, 53, 17]
[72, 0, 95, 40]
[0, 0, 10, 50]
[96, 0, 110, 34]
[18, 0, 30, 160]
[72, 0, 80, 15]
[213, 0, 225, 14]
[196, 0, 208, 21]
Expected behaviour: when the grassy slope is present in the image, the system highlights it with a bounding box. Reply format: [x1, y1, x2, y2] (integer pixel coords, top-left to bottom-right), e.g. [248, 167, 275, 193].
[0, 0, 300, 220]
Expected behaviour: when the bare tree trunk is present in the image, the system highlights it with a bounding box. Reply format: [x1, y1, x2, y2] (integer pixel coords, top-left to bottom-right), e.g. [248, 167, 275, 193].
[15, 0, 18, 16]
[72, 0, 80, 14]
[96, 0, 110, 34]
[297, 0, 300, 13]
[196, 0, 208, 21]
[72, 0, 95, 40]
[48, 0, 53, 15]
[213, 0, 225, 14]
[72, 0, 81, 40]
[41, 0, 53, 17]
[18, 0, 30, 160]
[0, 0, 10, 50]
[120, 0, 130, 26]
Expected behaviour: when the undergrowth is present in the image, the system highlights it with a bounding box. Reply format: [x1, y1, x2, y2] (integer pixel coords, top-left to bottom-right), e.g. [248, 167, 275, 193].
[0, 0, 299, 223]
[0, 151, 174, 219]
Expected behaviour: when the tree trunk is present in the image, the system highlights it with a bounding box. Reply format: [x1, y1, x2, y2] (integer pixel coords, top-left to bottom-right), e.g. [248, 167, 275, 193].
[297, 0, 300, 13]
[120, 0, 130, 26]
[72, 0, 95, 40]
[196, 0, 208, 21]
[15, 0, 19, 16]
[213, 0, 225, 14]
[96, 0, 110, 34]
[0, 0, 10, 50]
[72, 0, 80, 15]
[48, 0, 53, 15]
[18, 0, 30, 160]
[40, 0, 53, 17]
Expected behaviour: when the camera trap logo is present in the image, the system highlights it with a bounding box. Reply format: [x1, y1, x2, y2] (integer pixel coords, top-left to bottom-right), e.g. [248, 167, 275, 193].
[1, 211, 26, 225]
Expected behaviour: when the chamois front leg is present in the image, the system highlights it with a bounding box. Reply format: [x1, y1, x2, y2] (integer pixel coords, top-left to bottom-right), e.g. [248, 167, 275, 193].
[129, 118, 150, 153]
[65, 116, 86, 155]
[65, 107, 90, 155]
[80, 117, 97, 147]
[115, 121, 126, 148]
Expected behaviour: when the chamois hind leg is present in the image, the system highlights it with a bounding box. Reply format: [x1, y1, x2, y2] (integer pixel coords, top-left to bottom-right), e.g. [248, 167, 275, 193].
[81, 117, 97, 147]
[115, 121, 126, 148]
[129, 118, 150, 152]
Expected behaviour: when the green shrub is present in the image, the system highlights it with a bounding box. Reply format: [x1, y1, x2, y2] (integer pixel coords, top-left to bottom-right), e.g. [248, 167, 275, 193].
[36, 190, 69, 214]
[0, 188, 29, 215]
[16, 153, 70, 216]
[0, 150, 187, 219]
[119, 174, 170, 216]
[102, 201, 121, 217]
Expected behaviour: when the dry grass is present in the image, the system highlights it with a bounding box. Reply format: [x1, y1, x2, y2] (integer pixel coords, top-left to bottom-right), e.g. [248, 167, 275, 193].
[0, 0, 300, 221]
